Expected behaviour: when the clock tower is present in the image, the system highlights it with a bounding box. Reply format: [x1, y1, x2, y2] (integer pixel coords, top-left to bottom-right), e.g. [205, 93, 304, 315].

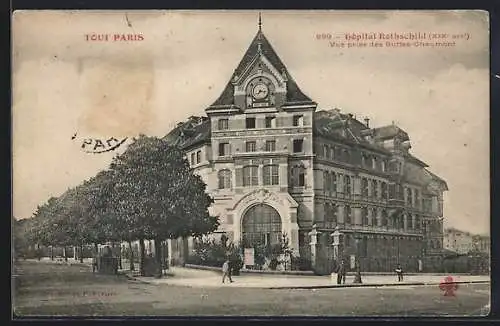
[206, 15, 316, 113]
[204, 14, 317, 263]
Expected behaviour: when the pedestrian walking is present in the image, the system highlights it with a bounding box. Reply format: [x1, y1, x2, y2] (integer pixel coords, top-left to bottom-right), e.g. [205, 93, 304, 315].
[336, 260, 346, 285]
[395, 264, 404, 282]
[92, 250, 98, 273]
[222, 259, 233, 284]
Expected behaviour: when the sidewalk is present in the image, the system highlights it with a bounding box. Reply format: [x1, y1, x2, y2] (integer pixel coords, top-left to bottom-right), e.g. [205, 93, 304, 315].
[125, 266, 490, 289]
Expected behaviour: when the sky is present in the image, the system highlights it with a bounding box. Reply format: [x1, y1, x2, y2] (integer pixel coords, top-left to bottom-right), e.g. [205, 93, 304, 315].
[12, 10, 490, 235]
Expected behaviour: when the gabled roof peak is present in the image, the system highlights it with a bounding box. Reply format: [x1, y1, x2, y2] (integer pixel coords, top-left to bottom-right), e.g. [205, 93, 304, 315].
[207, 23, 314, 109]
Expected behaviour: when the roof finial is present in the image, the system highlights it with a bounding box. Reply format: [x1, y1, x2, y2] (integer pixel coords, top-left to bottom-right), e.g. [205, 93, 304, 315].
[258, 12, 262, 32]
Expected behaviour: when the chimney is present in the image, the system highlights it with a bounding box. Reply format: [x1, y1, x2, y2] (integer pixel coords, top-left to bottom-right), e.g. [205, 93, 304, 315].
[364, 117, 370, 128]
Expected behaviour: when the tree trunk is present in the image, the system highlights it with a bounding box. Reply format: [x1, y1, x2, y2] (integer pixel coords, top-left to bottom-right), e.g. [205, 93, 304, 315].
[50, 246, 54, 260]
[118, 244, 123, 270]
[79, 244, 84, 263]
[139, 238, 146, 276]
[94, 243, 99, 255]
[162, 240, 169, 274]
[74, 246, 78, 261]
[128, 241, 135, 271]
[63, 247, 68, 262]
[154, 238, 163, 278]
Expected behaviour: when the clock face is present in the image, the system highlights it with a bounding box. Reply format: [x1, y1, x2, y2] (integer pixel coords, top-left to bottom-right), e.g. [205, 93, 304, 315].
[252, 83, 269, 99]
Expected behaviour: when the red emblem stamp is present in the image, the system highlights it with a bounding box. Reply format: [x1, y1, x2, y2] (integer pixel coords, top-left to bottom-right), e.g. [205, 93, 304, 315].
[439, 276, 459, 296]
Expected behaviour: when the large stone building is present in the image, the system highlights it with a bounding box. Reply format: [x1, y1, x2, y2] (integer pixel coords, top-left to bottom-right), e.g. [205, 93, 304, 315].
[164, 23, 448, 274]
[443, 228, 474, 254]
[443, 228, 490, 255]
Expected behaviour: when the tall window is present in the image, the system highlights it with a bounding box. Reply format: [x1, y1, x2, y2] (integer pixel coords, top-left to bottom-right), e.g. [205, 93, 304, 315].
[423, 198, 431, 212]
[265, 140, 276, 152]
[381, 160, 387, 172]
[324, 202, 331, 222]
[372, 156, 378, 170]
[196, 150, 201, 164]
[293, 115, 304, 127]
[343, 149, 351, 162]
[360, 236, 368, 257]
[407, 188, 413, 206]
[362, 207, 369, 226]
[325, 203, 338, 224]
[190, 152, 195, 165]
[246, 141, 257, 152]
[324, 171, 330, 191]
[332, 204, 338, 224]
[415, 189, 420, 208]
[372, 180, 378, 198]
[293, 139, 304, 153]
[218, 118, 228, 130]
[345, 205, 352, 224]
[371, 207, 377, 226]
[398, 184, 405, 200]
[329, 147, 335, 160]
[381, 182, 388, 200]
[415, 215, 421, 230]
[246, 117, 256, 129]
[323, 145, 328, 158]
[332, 173, 337, 193]
[218, 169, 231, 189]
[291, 165, 305, 187]
[243, 165, 258, 186]
[335, 147, 342, 159]
[361, 154, 366, 167]
[218, 143, 230, 156]
[381, 209, 388, 227]
[344, 175, 352, 195]
[263, 165, 279, 185]
[265, 116, 276, 128]
[408, 213, 413, 229]
[362, 178, 369, 197]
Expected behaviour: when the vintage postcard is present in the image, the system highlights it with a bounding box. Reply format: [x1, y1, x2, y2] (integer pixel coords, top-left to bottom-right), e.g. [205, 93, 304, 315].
[12, 10, 490, 317]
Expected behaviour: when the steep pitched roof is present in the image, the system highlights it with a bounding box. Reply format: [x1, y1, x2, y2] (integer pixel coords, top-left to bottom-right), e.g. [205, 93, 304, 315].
[372, 125, 410, 142]
[313, 109, 391, 154]
[209, 30, 313, 108]
[403, 162, 448, 191]
[163, 117, 211, 150]
[426, 169, 449, 190]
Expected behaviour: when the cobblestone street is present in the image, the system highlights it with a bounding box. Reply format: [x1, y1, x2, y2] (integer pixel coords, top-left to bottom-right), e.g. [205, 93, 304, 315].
[13, 260, 490, 317]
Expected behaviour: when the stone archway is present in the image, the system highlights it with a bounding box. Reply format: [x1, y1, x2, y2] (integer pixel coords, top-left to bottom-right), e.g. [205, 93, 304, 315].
[229, 188, 300, 255]
[241, 203, 282, 248]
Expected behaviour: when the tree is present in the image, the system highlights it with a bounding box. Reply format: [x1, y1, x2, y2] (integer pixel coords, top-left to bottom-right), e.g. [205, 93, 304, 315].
[107, 135, 219, 276]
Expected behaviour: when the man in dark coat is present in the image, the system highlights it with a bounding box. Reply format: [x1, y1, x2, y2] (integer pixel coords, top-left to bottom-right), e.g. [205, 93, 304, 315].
[336, 260, 346, 285]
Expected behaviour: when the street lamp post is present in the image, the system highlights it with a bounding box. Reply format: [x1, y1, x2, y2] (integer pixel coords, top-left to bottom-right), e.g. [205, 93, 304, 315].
[353, 232, 362, 284]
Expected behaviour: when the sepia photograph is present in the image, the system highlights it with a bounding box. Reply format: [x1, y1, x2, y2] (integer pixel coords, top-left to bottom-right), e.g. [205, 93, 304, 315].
[12, 10, 490, 317]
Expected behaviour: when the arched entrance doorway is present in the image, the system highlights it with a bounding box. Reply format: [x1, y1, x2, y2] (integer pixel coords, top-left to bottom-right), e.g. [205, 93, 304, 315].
[242, 204, 282, 248]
